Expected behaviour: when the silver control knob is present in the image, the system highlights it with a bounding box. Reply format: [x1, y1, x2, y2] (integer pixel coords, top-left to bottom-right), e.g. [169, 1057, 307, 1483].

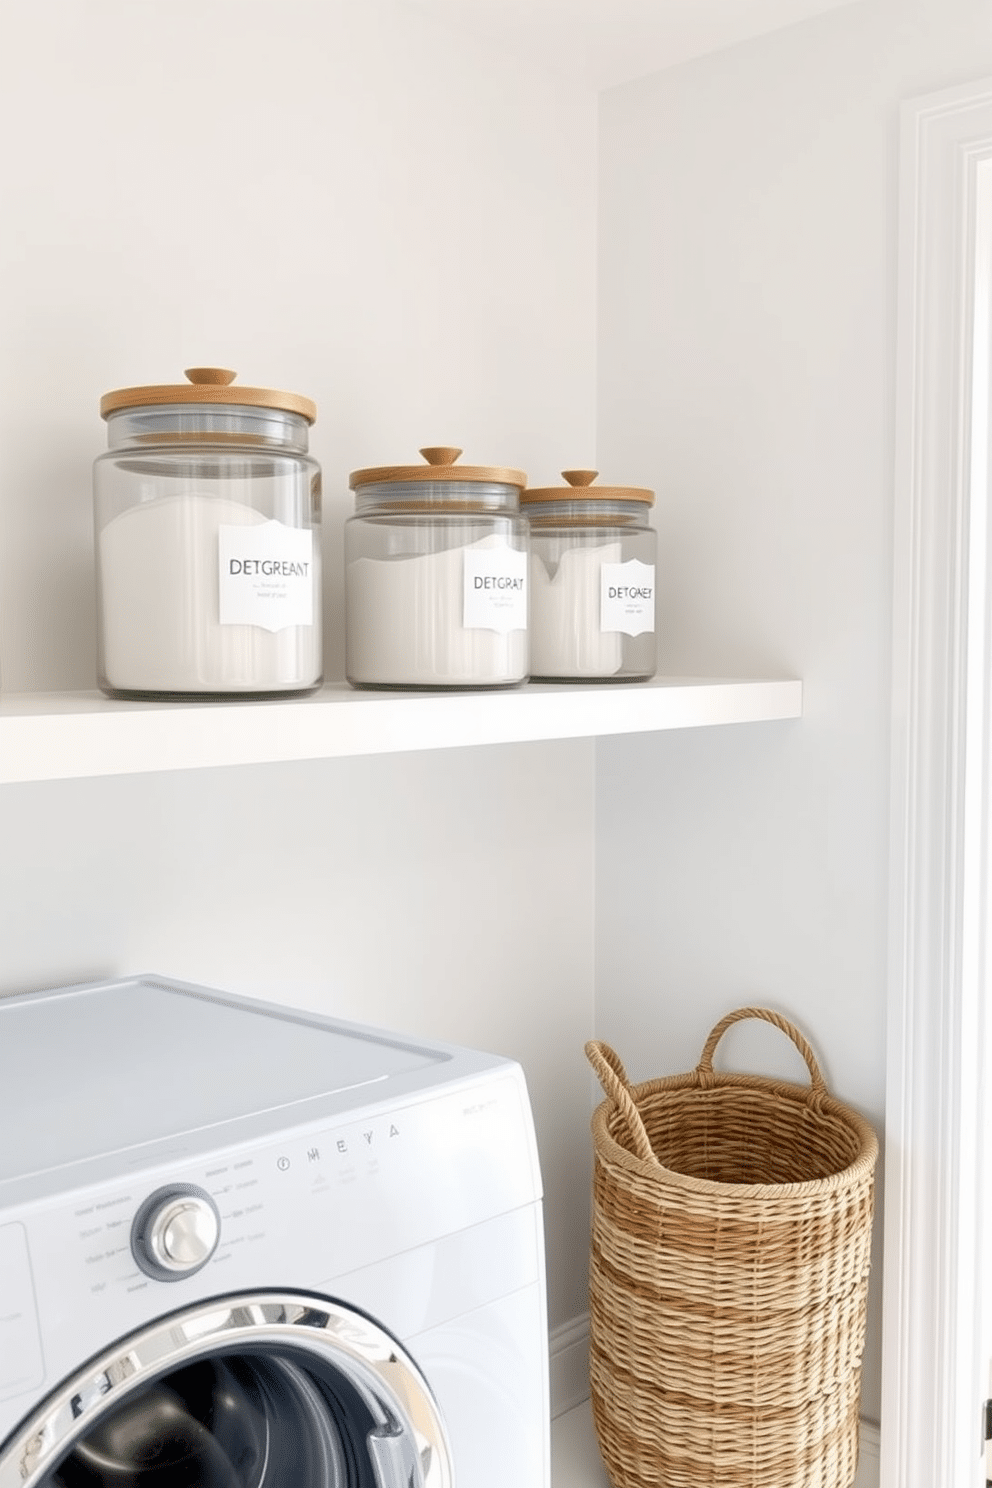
[131, 1186, 221, 1281]
[149, 1197, 220, 1272]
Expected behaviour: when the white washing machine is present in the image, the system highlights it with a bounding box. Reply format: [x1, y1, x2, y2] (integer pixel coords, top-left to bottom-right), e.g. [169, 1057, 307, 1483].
[0, 975, 549, 1488]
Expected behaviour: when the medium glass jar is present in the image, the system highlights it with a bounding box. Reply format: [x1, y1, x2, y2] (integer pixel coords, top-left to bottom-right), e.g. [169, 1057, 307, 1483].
[521, 469, 657, 682]
[93, 368, 322, 700]
[345, 446, 529, 690]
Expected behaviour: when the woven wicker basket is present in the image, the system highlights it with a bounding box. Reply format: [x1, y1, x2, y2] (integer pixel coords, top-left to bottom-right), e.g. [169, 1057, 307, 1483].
[585, 1007, 878, 1488]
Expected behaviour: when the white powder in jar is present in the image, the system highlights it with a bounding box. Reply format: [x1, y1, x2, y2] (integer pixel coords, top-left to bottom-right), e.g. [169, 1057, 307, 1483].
[529, 542, 623, 678]
[98, 494, 321, 694]
[346, 534, 528, 687]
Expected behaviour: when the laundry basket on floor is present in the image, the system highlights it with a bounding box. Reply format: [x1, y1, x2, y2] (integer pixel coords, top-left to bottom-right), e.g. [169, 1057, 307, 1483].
[585, 1007, 878, 1488]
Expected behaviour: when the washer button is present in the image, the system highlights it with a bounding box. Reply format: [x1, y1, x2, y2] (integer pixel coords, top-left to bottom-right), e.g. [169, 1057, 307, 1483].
[154, 1200, 219, 1270]
[132, 1186, 221, 1280]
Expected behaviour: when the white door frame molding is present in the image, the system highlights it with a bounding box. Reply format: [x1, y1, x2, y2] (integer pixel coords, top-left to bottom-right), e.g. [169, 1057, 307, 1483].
[884, 77, 992, 1488]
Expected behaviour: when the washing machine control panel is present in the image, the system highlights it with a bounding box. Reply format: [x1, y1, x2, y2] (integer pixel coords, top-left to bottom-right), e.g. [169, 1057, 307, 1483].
[130, 1186, 221, 1282]
[4, 1068, 541, 1402]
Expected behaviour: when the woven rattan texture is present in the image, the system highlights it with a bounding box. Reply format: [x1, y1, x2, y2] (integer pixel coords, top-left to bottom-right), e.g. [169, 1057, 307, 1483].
[586, 1009, 878, 1488]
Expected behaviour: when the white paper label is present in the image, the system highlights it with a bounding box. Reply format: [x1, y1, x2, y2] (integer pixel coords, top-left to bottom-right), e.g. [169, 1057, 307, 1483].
[462, 545, 528, 633]
[218, 520, 314, 633]
[600, 559, 655, 637]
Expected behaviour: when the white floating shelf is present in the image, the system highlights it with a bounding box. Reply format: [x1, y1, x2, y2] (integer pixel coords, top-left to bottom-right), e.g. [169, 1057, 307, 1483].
[0, 677, 802, 784]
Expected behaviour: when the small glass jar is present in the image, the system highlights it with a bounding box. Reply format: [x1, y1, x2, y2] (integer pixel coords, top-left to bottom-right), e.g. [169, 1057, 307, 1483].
[345, 446, 529, 690]
[93, 368, 322, 699]
[521, 469, 657, 683]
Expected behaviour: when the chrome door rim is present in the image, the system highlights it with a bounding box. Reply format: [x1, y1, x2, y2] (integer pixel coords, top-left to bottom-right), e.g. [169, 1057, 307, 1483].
[0, 1290, 453, 1488]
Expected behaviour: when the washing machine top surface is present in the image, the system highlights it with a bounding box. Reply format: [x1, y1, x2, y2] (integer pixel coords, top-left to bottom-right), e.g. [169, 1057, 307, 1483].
[0, 975, 503, 1195]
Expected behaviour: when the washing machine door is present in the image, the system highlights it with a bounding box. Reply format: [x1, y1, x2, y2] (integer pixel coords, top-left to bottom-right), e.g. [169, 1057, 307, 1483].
[0, 1292, 452, 1488]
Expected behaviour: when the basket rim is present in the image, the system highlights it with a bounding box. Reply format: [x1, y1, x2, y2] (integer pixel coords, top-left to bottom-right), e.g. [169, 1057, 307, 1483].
[591, 1069, 879, 1198]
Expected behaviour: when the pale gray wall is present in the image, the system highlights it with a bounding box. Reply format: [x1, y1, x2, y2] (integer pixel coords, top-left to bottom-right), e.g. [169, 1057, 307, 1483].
[6, 0, 988, 1423]
[595, 0, 992, 1424]
[0, 0, 599, 1333]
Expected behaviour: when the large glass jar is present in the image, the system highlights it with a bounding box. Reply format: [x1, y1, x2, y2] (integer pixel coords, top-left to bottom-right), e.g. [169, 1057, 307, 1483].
[345, 446, 529, 690]
[93, 367, 322, 699]
[521, 469, 657, 682]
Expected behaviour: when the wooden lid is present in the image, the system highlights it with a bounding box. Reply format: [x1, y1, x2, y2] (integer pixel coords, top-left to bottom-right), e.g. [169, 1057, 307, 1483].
[349, 446, 526, 490]
[521, 469, 654, 505]
[100, 367, 317, 423]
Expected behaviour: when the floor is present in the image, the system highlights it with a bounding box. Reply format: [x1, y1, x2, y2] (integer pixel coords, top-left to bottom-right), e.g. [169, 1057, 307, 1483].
[551, 1401, 610, 1486]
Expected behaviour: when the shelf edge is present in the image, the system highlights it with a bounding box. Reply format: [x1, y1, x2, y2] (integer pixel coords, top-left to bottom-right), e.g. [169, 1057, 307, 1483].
[0, 678, 802, 784]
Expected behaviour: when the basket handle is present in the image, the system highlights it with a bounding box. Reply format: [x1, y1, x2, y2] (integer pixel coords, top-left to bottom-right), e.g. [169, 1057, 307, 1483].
[696, 1006, 828, 1103]
[584, 1040, 657, 1163]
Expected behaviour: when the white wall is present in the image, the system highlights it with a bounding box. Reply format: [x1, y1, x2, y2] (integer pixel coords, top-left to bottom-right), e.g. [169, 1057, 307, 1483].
[595, 0, 992, 1427]
[0, 743, 597, 1328]
[7, 0, 985, 1442]
[0, 0, 598, 1333]
[0, 0, 597, 692]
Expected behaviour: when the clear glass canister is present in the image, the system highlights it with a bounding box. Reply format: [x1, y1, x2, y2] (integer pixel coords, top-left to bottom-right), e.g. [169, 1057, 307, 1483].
[93, 368, 322, 699]
[521, 469, 657, 682]
[345, 446, 529, 690]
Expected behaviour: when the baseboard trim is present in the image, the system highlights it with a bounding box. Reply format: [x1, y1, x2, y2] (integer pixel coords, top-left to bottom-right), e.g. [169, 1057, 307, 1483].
[550, 1316, 880, 1488]
[549, 1312, 593, 1419]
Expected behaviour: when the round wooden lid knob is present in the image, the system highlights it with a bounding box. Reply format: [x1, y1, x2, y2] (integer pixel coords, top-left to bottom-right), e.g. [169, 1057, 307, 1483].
[184, 368, 238, 386]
